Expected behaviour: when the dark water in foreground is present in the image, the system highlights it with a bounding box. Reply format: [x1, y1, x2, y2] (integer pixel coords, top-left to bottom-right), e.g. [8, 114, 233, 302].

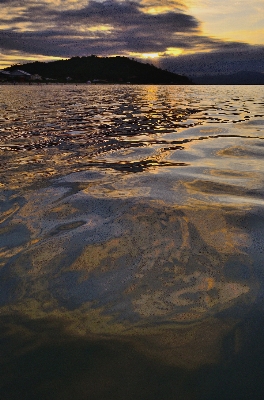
[0, 84, 264, 399]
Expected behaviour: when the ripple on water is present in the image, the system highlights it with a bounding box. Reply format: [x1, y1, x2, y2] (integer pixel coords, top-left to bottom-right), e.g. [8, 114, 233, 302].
[0, 85, 264, 383]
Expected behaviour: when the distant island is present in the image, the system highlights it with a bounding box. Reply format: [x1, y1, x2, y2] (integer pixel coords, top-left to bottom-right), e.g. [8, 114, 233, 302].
[192, 71, 264, 85]
[3, 56, 192, 84]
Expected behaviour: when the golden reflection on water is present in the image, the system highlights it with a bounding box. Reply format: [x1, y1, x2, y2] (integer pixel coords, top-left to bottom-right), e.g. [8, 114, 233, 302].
[0, 86, 264, 396]
[2, 193, 257, 369]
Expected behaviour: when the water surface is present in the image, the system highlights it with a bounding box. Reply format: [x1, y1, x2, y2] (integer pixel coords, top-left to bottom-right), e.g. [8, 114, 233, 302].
[0, 85, 264, 399]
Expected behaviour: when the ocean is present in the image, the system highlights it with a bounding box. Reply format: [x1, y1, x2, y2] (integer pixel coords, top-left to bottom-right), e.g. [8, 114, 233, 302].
[0, 84, 264, 399]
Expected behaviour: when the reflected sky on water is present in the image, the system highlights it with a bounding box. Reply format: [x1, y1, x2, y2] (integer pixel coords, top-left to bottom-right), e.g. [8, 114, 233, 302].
[0, 85, 264, 399]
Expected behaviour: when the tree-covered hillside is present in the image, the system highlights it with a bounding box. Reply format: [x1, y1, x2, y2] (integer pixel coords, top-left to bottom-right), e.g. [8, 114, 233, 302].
[6, 56, 191, 84]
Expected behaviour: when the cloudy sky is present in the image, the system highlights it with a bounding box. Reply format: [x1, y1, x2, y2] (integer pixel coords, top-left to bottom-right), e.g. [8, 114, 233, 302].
[0, 0, 263, 75]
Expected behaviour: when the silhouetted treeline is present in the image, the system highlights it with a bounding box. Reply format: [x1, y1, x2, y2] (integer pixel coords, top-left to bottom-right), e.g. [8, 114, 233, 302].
[6, 55, 191, 84]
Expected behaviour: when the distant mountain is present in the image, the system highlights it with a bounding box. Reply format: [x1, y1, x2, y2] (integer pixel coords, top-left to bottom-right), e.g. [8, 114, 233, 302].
[193, 71, 264, 85]
[5, 56, 191, 84]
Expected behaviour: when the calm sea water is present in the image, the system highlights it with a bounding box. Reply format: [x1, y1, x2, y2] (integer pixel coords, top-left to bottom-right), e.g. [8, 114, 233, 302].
[0, 84, 264, 399]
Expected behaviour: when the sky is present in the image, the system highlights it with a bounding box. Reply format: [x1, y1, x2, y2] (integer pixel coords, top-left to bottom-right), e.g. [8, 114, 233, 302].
[0, 0, 263, 75]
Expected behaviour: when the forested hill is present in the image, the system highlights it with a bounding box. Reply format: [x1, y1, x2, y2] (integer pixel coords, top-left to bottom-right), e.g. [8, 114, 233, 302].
[6, 56, 191, 84]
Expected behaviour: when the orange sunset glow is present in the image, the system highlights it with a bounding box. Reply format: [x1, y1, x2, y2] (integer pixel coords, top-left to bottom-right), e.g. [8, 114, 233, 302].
[0, 0, 263, 75]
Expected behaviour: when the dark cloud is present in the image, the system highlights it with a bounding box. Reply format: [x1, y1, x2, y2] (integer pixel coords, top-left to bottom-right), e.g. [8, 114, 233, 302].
[0, 0, 45, 6]
[0, 0, 198, 31]
[0, 0, 263, 75]
[59, 1, 198, 32]
[159, 46, 264, 76]
[0, 0, 22, 3]
[0, 0, 200, 56]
